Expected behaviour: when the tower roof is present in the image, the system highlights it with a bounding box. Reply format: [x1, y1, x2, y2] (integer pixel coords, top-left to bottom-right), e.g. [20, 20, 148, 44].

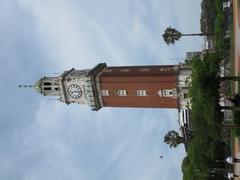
[34, 79, 42, 93]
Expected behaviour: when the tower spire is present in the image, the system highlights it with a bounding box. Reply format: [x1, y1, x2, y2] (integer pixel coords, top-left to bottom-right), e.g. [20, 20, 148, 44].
[30, 63, 192, 110]
[18, 85, 34, 88]
[19, 79, 42, 94]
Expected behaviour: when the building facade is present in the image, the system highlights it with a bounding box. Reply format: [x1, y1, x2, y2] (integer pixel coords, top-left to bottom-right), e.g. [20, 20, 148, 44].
[32, 63, 191, 111]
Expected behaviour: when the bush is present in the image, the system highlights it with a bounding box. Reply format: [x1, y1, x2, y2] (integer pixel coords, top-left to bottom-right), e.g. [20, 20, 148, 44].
[182, 52, 225, 180]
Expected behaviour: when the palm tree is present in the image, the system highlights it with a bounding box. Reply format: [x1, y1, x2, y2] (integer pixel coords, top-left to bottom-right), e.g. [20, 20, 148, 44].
[164, 130, 187, 148]
[162, 26, 213, 45]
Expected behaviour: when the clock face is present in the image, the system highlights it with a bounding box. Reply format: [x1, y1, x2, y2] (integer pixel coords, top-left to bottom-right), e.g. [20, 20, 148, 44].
[68, 84, 82, 99]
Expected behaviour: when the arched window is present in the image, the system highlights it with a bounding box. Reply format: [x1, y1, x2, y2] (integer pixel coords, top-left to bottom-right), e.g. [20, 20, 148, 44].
[43, 82, 51, 86]
[136, 90, 147, 96]
[116, 90, 127, 96]
[101, 90, 110, 96]
[43, 87, 51, 91]
[119, 69, 130, 72]
[158, 89, 176, 97]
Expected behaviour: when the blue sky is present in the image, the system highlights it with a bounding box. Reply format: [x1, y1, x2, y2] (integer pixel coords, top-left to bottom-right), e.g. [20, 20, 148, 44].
[0, 0, 202, 179]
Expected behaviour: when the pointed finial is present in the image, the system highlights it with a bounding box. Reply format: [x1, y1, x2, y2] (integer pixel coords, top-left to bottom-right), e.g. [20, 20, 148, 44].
[18, 85, 34, 88]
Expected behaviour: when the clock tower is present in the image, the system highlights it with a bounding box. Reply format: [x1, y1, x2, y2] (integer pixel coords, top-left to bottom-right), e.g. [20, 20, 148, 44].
[31, 63, 191, 110]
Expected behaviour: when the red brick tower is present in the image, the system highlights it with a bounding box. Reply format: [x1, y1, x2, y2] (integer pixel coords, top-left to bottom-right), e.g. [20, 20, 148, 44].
[32, 63, 192, 111]
[99, 65, 178, 108]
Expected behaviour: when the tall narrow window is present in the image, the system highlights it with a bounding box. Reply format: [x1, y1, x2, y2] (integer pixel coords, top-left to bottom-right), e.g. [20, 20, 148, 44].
[157, 90, 162, 96]
[119, 69, 130, 72]
[163, 90, 173, 97]
[136, 90, 147, 96]
[158, 89, 175, 97]
[116, 90, 128, 96]
[44, 87, 51, 91]
[139, 68, 149, 72]
[104, 69, 113, 72]
[101, 90, 110, 96]
[43, 82, 51, 86]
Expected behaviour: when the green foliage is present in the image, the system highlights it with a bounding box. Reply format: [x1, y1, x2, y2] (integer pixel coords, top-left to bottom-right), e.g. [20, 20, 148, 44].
[181, 156, 190, 173]
[164, 130, 185, 148]
[182, 52, 225, 180]
[214, 0, 225, 52]
[182, 1, 229, 178]
[200, 0, 216, 33]
[162, 26, 182, 45]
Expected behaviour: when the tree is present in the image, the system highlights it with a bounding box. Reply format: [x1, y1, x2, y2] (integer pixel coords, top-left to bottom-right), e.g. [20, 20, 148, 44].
[164, 130, 186, 148]
[162, 26, 213, 45]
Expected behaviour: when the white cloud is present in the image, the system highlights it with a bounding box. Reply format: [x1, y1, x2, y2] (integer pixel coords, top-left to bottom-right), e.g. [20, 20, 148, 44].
[18, 0, 95, 69]
[17, 0, 202, 69]
[15, 100, 184, 180]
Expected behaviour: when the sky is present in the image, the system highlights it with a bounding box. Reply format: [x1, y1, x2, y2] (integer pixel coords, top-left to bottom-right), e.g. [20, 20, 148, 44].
[0, 0, 202, 180]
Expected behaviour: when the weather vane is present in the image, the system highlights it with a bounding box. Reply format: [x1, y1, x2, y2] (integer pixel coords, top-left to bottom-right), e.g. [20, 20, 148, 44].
[18, 85, 34, 88]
